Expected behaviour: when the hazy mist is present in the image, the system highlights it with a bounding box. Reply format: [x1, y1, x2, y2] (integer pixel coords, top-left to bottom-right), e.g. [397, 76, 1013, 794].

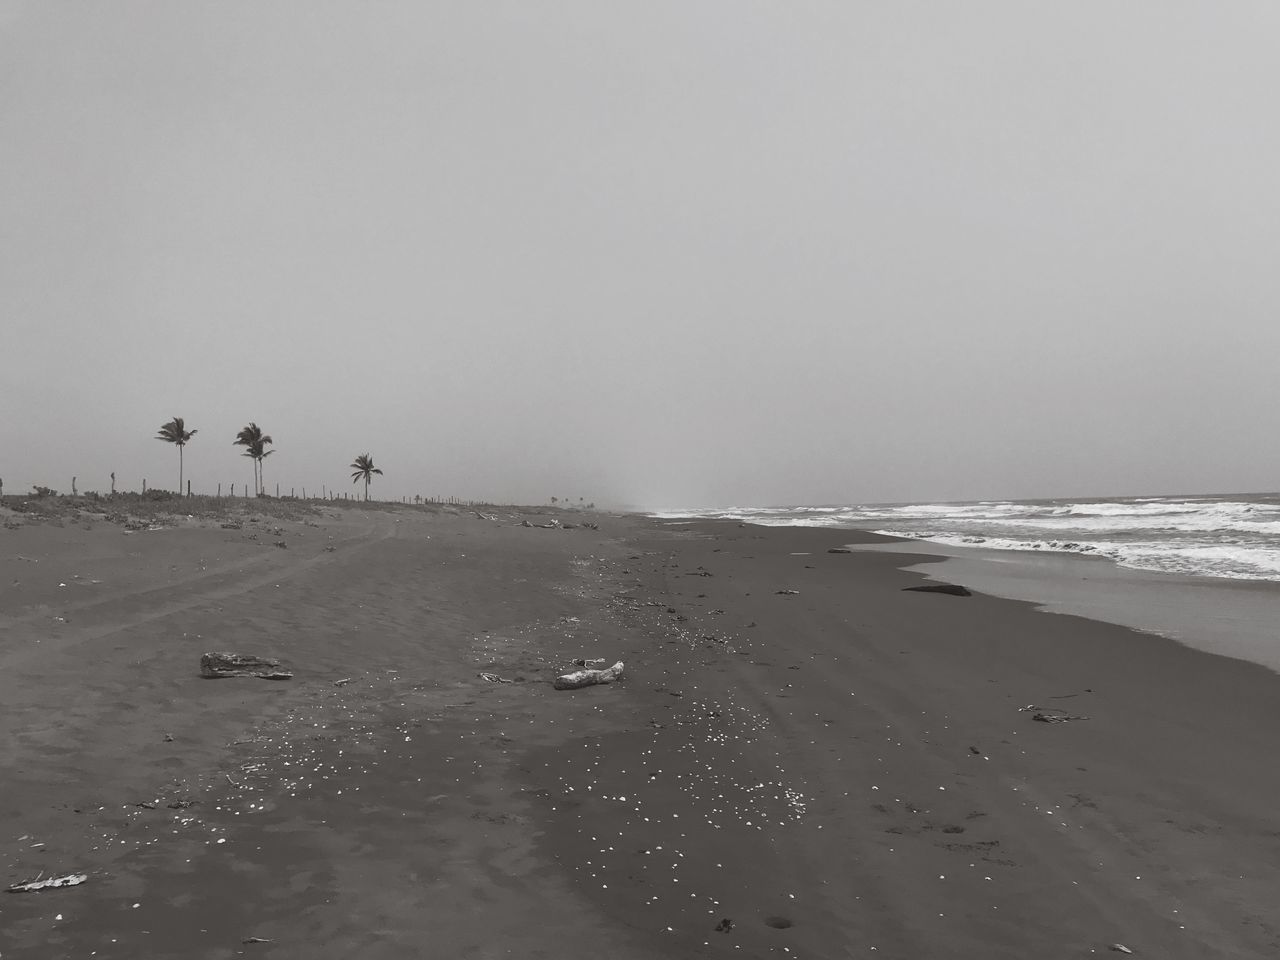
[4, 2, 1279, 509]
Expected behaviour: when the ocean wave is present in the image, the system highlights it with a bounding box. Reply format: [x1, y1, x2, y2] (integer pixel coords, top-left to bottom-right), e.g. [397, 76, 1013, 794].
[966, 516, 1242, 536]
[886, 502, 1030, 518]
[649, 494, 1280, 581]
[1051, 500, 1268, 519]
[873, 530, 1280, 580]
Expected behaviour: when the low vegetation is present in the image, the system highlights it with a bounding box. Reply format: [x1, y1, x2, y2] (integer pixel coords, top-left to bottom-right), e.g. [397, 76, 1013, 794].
[0, 490, 321, 530]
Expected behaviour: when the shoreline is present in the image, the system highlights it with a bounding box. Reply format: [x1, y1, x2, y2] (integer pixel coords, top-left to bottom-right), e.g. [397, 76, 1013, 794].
[3, 508, 1279, 957]
[830, 533, 1280, 675]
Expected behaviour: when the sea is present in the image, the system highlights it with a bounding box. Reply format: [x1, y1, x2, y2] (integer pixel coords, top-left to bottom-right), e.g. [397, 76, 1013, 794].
[652, 493, 1280, 582]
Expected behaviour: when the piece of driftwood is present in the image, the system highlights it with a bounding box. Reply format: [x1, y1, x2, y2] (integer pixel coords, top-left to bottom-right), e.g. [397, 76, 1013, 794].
[571, 658, 606, 668]
[479, 672, 513, 684]
[7, 873, 87, 893]
[200, 652, 293, 680]
[903, 583, 972, 597]
[1019, 704, 1089, 723]
[554, 661, 624, 690]
[827, 547, 853, 554]
[1032, 712, 1088, 723]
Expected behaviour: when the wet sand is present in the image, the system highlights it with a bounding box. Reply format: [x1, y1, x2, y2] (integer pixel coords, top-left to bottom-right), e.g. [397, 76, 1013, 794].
[839, 537, 1280, 675]
[3, 506, 1280, 958]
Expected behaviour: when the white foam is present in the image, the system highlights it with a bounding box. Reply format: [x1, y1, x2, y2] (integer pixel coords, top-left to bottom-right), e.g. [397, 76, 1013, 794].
[650, 495, 1280, 581]
[874, 530, 1280, 581]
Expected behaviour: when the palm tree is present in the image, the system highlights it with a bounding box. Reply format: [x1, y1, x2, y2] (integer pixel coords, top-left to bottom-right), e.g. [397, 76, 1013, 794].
[156, 417, 197, 494]
[254, 441, 275, 496]
[233, 423, 274, 495]
[350, 454, 383, 502]
[234, 424, 259, 494]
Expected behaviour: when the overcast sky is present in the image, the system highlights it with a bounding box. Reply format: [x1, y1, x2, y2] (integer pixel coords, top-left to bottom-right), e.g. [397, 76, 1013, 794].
[3, 2, 1279, 509]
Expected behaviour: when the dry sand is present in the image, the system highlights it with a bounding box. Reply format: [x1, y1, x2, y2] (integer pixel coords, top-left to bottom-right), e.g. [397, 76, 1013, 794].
[2, 503, 1279, 958]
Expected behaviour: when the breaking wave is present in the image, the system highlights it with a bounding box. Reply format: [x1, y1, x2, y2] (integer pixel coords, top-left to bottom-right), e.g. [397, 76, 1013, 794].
[651, 494, 1280, 581]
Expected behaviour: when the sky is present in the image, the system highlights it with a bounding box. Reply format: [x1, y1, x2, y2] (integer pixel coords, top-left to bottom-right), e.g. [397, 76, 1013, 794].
[3, 2, 1280, 509]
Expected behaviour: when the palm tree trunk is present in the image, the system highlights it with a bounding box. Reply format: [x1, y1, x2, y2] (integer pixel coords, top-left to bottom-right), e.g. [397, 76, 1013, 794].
[258, 457, 263, 496]
[179, 445, 184, 495]
[365, 476, 369, 501]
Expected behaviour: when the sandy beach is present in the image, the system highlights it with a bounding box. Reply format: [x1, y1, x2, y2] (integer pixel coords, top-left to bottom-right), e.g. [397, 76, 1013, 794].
[3, 500, 1280, 959]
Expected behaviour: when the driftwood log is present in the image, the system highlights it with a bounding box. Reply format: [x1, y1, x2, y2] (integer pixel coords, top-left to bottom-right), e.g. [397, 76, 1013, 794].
[553, 661, 624, 690]
[200, 652, 293, 680]
[6, 873, 88, 893]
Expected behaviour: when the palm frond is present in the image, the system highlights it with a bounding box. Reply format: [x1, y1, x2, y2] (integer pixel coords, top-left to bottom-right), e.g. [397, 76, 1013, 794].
[157, 417, 196, 445]
[350, 453, 381, 488]
[235, 424, 274, 465]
